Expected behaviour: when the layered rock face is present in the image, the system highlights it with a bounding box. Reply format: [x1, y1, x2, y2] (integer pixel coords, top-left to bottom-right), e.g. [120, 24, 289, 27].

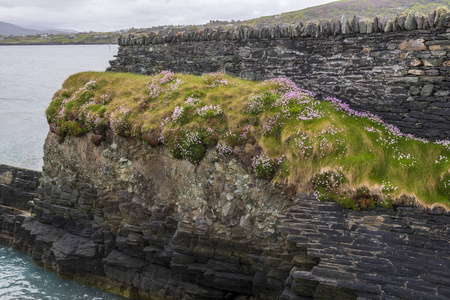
[25, 132, 321, 299]
[0, 132, 449, 299]
[0, 164, 41, 210]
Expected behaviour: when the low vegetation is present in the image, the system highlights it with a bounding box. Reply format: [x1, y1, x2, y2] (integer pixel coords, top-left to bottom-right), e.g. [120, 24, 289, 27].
[0, 32, 120, 45]
[243, 1, 450, 27]
[46, 71, 450, 210]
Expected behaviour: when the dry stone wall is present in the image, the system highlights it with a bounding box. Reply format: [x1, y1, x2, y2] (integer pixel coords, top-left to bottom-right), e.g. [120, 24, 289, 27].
[108, 10, 450, 140]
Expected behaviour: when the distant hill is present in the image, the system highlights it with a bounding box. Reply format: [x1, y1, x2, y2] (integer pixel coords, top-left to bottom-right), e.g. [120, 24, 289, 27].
[243, 0, 450, 26]
[0, 21, 41, 36]
[0, 21, 76, 36]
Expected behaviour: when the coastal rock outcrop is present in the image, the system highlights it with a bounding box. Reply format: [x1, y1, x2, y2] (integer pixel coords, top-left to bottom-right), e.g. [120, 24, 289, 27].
[0, 132, 449, 299]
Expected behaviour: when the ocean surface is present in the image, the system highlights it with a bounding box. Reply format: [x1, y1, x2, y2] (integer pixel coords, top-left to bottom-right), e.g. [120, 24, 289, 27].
[0, 44, 119, 171]
[0, 45, 126, 299]
[0, 245, 125, 300]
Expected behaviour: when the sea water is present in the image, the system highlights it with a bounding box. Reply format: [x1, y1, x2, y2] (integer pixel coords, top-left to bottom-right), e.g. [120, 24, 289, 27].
[0, 245, 125, 299]
[0, 44, 127, 299]
[0, 44, 119, 170]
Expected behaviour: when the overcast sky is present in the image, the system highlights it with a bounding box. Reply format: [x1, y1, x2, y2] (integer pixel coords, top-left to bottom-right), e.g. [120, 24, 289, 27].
[0, 0, 338, 32]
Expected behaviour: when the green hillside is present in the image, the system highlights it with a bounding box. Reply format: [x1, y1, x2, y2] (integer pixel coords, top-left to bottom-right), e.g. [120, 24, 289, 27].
[243, 0, 450, 26]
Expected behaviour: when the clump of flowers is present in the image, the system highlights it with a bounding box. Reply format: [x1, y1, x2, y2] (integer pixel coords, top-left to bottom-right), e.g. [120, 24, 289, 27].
[99, 94, 113, 105]
[84, 80, 97, 91]
[168, 130, 205, 164]
[435, 155, 449, 164]
[312, 170, 346, 195]
[246, 94, 264, 114]
[159, 70, 176, 83]
[167, 79, 183, 97]
[436, 140, 450, 151]
[146, 70, 182, 100]
[146, 80, 163, 99]
[293, 132, 313, 158]
[261, 77, 299, 94]
[392, 149, 417, 167]
[239, 125, 252, 143]
[84, 111, 103, 132]
[252, 154, 275, 178]
[202, 70, 234, 87]
[263, 114, 284, 138]
[172, 106, 186, 122]
[217, 141, 233, 157]
[380, 181, 398, 200]
[269, 89, 323, 121]
[196, 105, 223, 117]
[185, 96, 201, 108]
[246, 92, 277, 114]
[276, 155, 286, 165]
[110, 105, 131, 137]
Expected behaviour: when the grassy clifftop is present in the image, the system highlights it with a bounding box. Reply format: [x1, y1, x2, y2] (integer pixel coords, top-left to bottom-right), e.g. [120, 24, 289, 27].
[46, 71, 450, 209]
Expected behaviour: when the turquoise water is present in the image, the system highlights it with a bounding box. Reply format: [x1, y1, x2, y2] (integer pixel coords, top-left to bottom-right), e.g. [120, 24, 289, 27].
[0, 45, 128, 299]
[0, 245, 125, 300]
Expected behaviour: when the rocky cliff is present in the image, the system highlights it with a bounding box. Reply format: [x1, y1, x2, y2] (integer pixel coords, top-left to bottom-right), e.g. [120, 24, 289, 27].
[0, 132, 449, 299]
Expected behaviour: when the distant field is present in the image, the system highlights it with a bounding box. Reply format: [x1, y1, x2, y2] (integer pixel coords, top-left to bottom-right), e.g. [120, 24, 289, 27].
[0, 32, 120, 45]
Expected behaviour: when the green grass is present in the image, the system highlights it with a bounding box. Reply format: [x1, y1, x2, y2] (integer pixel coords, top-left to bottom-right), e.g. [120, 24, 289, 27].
[243, 1, 450, 27]
[46, 71, 450, 210]
[0, 32, 120, 45]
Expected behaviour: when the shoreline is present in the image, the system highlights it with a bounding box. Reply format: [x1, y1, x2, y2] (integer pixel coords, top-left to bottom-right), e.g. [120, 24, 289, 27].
[0, 43, 118, 46]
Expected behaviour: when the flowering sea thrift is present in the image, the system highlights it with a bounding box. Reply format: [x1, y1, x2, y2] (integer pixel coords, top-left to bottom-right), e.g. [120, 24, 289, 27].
[252, 154, 275, 178]
[202, 70, 234, 87]
[246, 93, 266, 114]
[172, 106, 185, 122]
[146, 70, 182, 100]
[159, 70, 175, 83]
[110, 105, 130, 136]
[217, 141, 233, 157]
[196, 105, 223, 117]
[381, 181, 398, 199]
[185, 97, 201, 107]
[99, 94, 113, 104]
[84, 80, 97, 91]
[239, 125, 251, 143]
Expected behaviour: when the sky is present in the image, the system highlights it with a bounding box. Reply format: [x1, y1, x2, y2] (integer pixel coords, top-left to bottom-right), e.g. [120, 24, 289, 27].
[0, 0, 338, 32]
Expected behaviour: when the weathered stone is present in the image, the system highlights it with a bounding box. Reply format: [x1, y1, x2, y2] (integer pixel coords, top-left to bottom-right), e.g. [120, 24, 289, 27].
[409, 58, 423, 67]
[423, 58, 444, 67]
[420, 84, 435, 96]
[409, 86, 421, 95]
[399, 39, 426, 51]
[408, 69, 425, 76]
[341, 16, 350, 35]
[405, 12, 418, 30]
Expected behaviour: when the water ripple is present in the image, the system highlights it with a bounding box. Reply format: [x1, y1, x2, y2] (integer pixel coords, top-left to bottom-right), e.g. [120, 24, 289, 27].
[0, 246, 125, 299]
